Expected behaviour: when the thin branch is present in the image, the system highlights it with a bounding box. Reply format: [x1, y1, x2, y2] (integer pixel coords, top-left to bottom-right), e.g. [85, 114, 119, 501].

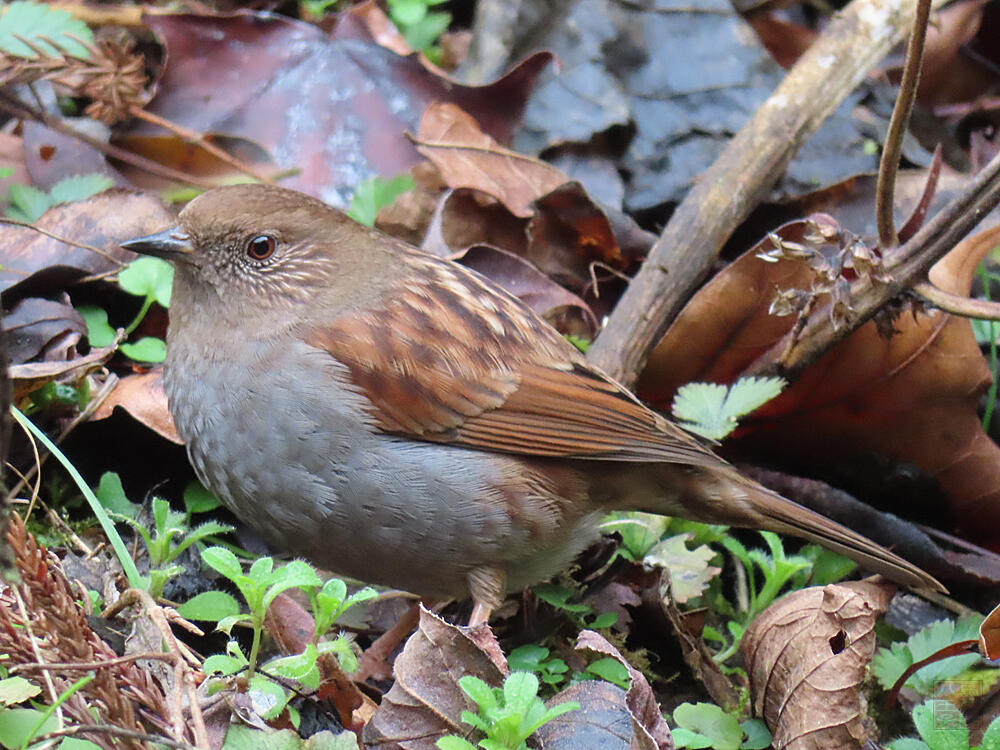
[106, 589, 209, 748]
[27, 725, 199, 750]
[914, 280, 1000, 321]
[13, 653, 176, 673]
[875, 0, 933, 247]
[587, 0, 948, 386]
[0, 217, 125, 265]
[0, 91, 218, 189]
[129, 106, 276, 184]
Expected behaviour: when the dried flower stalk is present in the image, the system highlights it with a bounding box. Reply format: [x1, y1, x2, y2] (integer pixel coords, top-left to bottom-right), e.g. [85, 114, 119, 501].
[0, 514, 175, 749]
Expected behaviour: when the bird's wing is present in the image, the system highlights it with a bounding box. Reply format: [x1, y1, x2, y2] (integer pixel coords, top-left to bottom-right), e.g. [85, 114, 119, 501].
[306, 253, 717, 466]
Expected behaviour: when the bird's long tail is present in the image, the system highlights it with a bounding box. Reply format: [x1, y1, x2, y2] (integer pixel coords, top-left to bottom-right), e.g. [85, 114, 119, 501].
[650, 463, 945, 593]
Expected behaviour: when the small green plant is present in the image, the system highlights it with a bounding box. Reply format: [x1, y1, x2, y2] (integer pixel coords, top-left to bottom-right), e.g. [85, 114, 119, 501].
[436, 672, 579, 750]
[531, 583, 617, 630]
[78, 255, 174, 363]
[508, 645, 630, 692]
[198, 547, 321, 678]
[671, 702, 772, 750]
[347, 173, 415, 227]
[0, 1, 93, 58]
[873, 616, 986, 697]
[386, 0, 451, 60]
[195, 549, 374, 723]
[5, 173, 112, 222]
[702, 531, 818, 664]
[114, 495, 233, 599]
[887, 699, 1000, 750]
[671, 377, 786, 440]
[299, 0, 343, 18]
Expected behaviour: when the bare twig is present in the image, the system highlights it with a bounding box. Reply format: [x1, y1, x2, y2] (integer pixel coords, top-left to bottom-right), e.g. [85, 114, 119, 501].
[129, 106, 275, 184]
[107, 589, 210, 749]
[0, 91, 218, 189]
[587, 0, 947, 386]
[28, 725, 199, 750]
[914, 280, 1000, 321]
[0, 217, 125, 266]
[875, 0, 933, 247]
[14, 653, 177, 673]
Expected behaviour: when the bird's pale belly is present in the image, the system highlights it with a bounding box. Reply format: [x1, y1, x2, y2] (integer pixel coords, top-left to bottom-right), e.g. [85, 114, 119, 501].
[164, 338, 602, 597]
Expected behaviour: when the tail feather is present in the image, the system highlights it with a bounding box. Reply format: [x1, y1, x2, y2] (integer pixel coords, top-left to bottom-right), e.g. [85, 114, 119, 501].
[656, 464, 947, 593]
[734, 479, 945, 593]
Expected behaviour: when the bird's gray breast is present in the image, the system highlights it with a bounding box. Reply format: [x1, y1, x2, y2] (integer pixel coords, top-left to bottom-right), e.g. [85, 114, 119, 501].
[162, 335, 525, 596]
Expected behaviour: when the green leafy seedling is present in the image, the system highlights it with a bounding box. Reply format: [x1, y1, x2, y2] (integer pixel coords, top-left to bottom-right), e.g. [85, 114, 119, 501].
[887, 699, 1000, 750]
[704, 531, 814, 664]
[199, 547, 321, 677]
[5, 173, 111, 222]
[0, 1, 94, 58]
[532, 583, 617, 630]
[117, 495, 233, 598]
[386, 0, 451, 59]
[437, 672, 579, 750]
[347, 174, 416, 227]
[873, 617, 986, 697]
[671, 702, 772, 750]
[508, 645, 570, 689]
[672, 377, 786, 440]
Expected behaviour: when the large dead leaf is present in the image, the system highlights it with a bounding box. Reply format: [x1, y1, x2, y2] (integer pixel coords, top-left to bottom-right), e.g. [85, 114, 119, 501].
[414, 106, 642, 291]
[129, 11, 549, 204]
[982, 602, 1000, 660]
[0, 189, 172, 296]
[532, 680, 634, 750]
[740, 580, 894, 750]
[637, 220, 1000, 546]
[362, 607, 507, 749]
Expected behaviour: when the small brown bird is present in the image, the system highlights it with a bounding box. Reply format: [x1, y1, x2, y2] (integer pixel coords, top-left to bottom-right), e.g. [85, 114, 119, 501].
[123, 184, 941, 624]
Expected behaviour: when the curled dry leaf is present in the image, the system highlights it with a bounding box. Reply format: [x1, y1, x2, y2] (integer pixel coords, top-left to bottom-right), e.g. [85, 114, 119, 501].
[90, 369, 181, 444]
[637, 219, 1000, 547]
[10, 343, 116, 402]
[362, 606, 507, 749]
[740, 580, 895, 750]
[413, 102, 568, 218]
[455, 244, 598, 337]
[0, 189, 173, 296]
[982, 602, 1000, 660]
[533, 680, 634, 750]
[575, 630, 674, 750]
[4, 296, 86, 365]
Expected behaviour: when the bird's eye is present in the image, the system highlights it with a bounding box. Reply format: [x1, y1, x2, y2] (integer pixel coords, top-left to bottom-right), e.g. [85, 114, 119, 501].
[246, 235, 276, 261]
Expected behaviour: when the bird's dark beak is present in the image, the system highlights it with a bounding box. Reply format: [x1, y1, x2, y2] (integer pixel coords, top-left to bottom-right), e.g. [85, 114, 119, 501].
[121, 226, 193, 260]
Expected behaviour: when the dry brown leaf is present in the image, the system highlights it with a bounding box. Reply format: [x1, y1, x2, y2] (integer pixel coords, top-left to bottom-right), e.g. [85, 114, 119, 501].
[0, 189, 173, 296]
[413, 102, 568, 218]
[362, 607, 507, 749]
[575, 630, 673, 750]
[741, 580, 895, 750]
[90, 370, 181, 444]
[533, 680, 635, 750]
[10, 344, 117, 402]
[637, 220, 1000, 545]
[982, 602, 1000, 660]
[5, 296, 86, 365]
